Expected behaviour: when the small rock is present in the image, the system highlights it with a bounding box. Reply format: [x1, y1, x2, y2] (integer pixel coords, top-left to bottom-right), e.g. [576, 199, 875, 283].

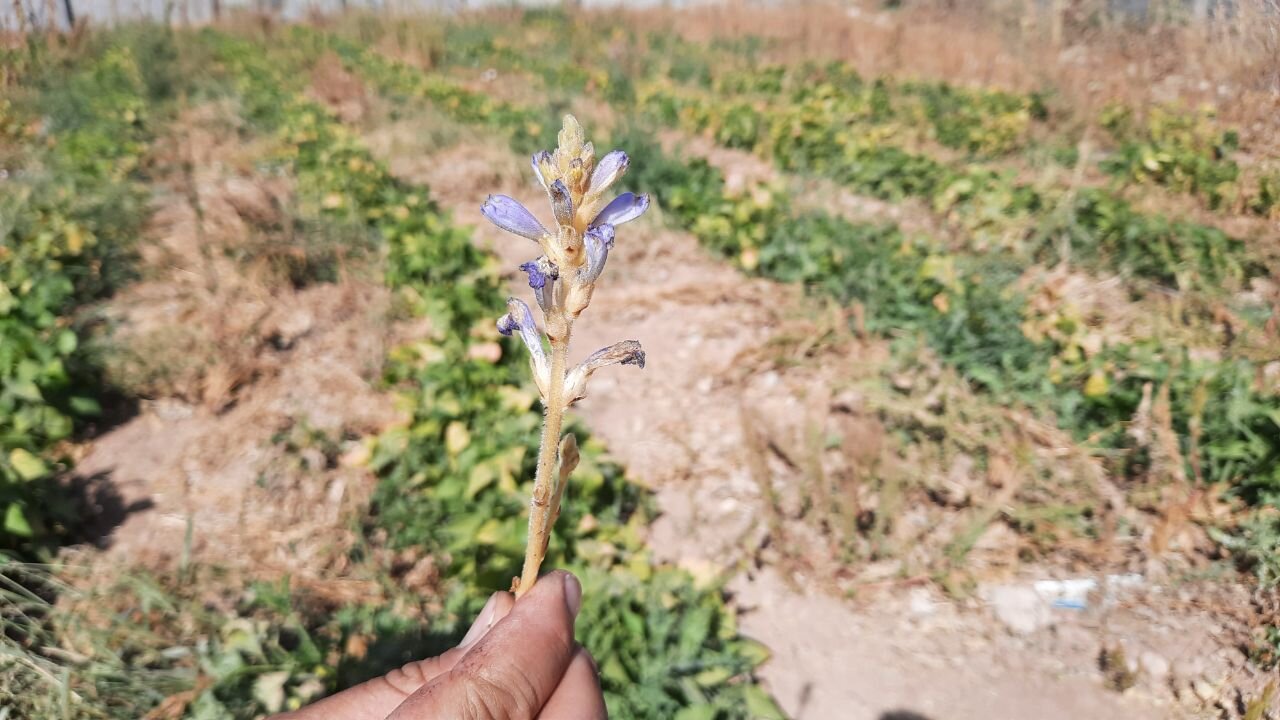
[931, 453, 975, 507]
[1263, 361, 1279, 386]
[1138, 650, 1170, 681]
[908, 587, 935, 617]
[339, 442, 371, 467]
[326, 477, 345, 502]
[931, 476, 970, 507]
[982, 585, 1053, 635]
[831, 389, 863, 413]
[1190, 678, 1223, 704]
[272, 308, 314, 348]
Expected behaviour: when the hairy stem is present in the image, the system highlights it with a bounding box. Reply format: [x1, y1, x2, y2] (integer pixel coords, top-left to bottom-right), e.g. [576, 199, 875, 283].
[515, 323, 571, 598]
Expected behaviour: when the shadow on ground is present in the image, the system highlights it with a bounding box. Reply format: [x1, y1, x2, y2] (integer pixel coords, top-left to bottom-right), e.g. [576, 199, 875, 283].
[64, 469, 155, 548]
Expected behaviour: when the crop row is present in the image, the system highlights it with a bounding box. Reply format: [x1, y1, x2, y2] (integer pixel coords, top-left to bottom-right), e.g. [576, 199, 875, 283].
[422, 10, 1280, 223]
[406, 17, 1269, 295]
[606, 23, 1280, 219]
[289, 28, 552, 154]
[613, 125, 1278, 499]
[216, 30, 783, 719]
[675, 56, 1280, 220]
[1100, 103, 1280, 218]
[640, 80, 1267, 297]
[1, 43, 156, 552]
[399, 27, 1280, 508]
[617, 66, 1280, 507]
[354, 34, 1280, 512]
[342, 34, 1280, 573]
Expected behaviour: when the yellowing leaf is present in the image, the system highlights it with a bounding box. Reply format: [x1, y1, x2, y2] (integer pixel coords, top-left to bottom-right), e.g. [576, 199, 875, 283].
[920, 254, 959, 290]
[1084, 370, 1110, 398]
[627, 554, 652, 581]
[932, 292, 950, 314]
[253, 670, 291, 713]
[8, 448, 48, 481]
[743, 685, 787, 719]
[475, 518, 503, 545]
[65, 224, 85, 254]
[445, 422, 471, 456]
[466, 463, 496, 499]
[498, 386, 537, 412]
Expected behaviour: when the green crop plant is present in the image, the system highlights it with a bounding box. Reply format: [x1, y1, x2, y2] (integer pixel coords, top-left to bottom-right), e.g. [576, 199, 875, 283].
[1, 42, 158, 553]
[1100, 104, 1240, 207]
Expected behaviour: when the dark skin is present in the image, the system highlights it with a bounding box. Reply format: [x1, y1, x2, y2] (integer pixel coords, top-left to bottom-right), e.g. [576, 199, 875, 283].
[273, 571, 607, 720]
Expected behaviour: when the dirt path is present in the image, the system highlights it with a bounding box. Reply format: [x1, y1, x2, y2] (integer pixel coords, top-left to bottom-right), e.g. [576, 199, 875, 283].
[76, 104, 399, 580]
[363, 123, 1253, 720]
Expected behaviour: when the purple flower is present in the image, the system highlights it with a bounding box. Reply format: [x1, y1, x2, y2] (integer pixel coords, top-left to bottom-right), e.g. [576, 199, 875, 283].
[482, 195, 549, 242]
[590, 192, 649, 229]
[520, 257, 559, 311]
[589, 151, 629, 195]
[550, 179, 574, 227]
[580, 225, 614, 285]
[496, 314, 520, 337]
[531, 150, 552, 190]
[520, 260, 549, 289]
[496, 298, 548, 375]
[591, 223, 616, 248]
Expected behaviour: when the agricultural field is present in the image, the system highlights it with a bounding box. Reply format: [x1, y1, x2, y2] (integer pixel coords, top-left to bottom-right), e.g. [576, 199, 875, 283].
[1, 3, 1278, 719]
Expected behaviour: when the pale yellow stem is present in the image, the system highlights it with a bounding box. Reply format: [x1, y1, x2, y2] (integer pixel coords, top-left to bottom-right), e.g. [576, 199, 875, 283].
[514, 321, 571, 598]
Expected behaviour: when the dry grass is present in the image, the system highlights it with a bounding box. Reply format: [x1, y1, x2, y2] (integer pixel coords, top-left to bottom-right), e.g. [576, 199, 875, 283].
[630, 0, 1280, 157]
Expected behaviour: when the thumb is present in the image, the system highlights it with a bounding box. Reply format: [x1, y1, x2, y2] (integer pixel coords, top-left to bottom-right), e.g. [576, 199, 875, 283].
[387, 570, 584, 720]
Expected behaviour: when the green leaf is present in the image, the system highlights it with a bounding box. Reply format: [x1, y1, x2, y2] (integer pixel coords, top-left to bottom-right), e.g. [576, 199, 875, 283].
[674, 705, 717, 720]
[56, 329, 78, 355]
[8, 448, 49, 481]
[733, 638, 772, 668]
[743, 685, 787, 719]
[7, 378, 43, 403]
[69, 395, 103, 416]
[465, 463, 496, 500]
[694, 666, 733, 687]
[4, 503, 34, 537]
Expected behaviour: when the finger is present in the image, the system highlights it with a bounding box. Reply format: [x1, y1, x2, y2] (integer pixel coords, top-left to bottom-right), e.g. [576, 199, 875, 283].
[537, 647, 607, 720]
[273, 591, 514, 720]
[459, 592, 516, 650]
[387, 570, 583, 720]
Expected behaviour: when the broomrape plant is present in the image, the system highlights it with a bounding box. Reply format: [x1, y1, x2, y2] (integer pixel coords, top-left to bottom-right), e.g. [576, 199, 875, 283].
[482, 115, 649, 597]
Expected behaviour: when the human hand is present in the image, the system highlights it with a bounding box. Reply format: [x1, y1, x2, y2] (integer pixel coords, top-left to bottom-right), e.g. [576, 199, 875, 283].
[274, 571, 605, 719]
